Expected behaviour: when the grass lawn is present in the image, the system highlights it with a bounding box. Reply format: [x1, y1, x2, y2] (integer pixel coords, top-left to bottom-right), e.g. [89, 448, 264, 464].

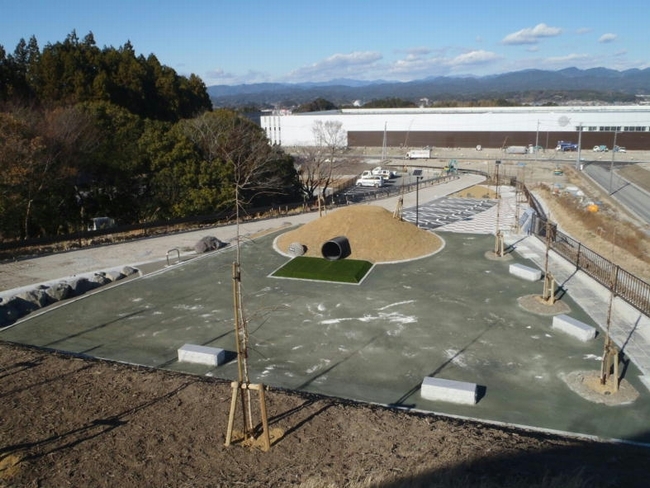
[272, 256, 373, 284]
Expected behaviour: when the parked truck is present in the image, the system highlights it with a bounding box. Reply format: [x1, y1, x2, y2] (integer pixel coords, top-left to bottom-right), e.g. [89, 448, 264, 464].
[556, 141, 579, 152]
[406, 149, 431, 159]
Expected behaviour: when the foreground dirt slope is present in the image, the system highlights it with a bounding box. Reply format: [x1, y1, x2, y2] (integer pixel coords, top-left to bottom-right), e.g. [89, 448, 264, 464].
[1, 343, 649, 488]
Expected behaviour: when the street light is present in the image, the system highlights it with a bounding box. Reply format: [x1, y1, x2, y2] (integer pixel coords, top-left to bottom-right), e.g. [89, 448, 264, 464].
[414, 169, 423, 227]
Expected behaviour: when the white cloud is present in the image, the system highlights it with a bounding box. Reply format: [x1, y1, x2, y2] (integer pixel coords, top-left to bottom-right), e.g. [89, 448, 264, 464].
[576, 27, 591, 35]
[205, 68, 269, 85]
[599, 33, 618, 43]
[285, 51, 383, 82]
[387, 49, 501, 79]
[502, 23, 562, 45]
[448, 50, 501, 66]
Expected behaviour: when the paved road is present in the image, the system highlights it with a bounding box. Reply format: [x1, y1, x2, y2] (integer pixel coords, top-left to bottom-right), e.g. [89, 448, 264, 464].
[581, 161, 650, 224]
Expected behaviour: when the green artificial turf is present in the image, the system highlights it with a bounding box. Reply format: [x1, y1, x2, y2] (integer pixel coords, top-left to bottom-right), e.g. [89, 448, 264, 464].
[272, 256, 373, 283]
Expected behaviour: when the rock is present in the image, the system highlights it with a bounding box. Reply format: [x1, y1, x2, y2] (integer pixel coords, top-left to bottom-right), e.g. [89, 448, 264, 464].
[194, 236, 225, 254]
[106, 270, 126, 282]
[45, 282, 72, 301]
[288, 242, 306, 256]
[69, 277, 98, 295]
[16, 288, 51, 308]
[89, 272, 111, 286]
[0, 297, 34, 326]
[122, 266, 139, 277]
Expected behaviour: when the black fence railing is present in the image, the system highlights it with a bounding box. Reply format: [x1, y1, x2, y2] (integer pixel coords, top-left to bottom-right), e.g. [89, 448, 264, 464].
[528, 210, 650, 318]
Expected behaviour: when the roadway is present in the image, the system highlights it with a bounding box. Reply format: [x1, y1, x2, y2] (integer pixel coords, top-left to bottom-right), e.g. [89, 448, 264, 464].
[581, 160, 650, 225]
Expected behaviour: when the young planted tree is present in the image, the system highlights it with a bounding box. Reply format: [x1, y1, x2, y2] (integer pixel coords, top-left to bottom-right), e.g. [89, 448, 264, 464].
[183, 110, 297, 448]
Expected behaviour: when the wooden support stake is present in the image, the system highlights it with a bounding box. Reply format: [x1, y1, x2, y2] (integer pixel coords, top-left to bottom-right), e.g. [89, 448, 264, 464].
[494, 231, 504, 257]
[224, 381, 271, 451]
[224, 381, 239, 447]
[258, 385, 271, 452]
[542, 272, 556, 304]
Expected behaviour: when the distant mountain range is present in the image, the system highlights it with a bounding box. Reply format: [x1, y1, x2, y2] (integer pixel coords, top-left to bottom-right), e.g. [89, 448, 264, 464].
[207, 68, 650, 108]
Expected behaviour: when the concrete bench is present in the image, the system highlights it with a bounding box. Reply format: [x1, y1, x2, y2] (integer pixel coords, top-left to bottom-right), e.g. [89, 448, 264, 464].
[552, 314, 597, 342]
[177, 344, 226, 366]
[420, 377, 477, 405]
[509, 263, 542, 281]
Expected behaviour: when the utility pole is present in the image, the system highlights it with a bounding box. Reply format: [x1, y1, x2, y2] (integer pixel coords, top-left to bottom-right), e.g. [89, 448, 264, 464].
[575, 123, 583, 170]
[609, 129, 618, 194]
[535, 120, 540, 161]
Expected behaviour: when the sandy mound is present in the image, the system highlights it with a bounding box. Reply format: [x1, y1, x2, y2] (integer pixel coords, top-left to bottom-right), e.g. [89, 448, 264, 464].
[275, 205, 443, 263]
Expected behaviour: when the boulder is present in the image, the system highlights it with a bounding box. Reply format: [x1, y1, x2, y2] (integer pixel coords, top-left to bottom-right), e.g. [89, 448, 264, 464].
[195, 236, 225, 254]
[45, 282, 72, 301]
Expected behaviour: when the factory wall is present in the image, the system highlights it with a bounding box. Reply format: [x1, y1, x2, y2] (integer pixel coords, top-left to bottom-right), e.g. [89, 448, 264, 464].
[261, 106, 650, 149]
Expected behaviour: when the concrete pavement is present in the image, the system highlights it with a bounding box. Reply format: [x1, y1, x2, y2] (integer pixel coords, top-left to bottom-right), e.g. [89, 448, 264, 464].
[2, 172, 650, 443]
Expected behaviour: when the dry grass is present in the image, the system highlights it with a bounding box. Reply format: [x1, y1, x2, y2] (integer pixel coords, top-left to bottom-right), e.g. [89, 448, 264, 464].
[535, 182, 650, 281]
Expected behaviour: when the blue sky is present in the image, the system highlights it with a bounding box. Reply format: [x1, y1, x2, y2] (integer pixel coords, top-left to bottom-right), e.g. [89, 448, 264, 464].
[2, 0, 648, 86]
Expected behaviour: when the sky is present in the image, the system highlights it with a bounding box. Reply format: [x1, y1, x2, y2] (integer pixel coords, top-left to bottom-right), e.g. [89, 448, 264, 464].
[2, 0, 649, 87]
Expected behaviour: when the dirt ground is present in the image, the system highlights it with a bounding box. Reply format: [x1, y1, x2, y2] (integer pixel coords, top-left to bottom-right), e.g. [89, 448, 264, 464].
[2, 342, 650, 488]
[2, 174, 650, 486]
[275, 205, 443, 263]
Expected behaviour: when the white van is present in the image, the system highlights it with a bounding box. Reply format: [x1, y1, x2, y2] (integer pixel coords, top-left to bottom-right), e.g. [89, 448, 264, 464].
[372, 167, 395, 179]
[356, 175, 384, 187]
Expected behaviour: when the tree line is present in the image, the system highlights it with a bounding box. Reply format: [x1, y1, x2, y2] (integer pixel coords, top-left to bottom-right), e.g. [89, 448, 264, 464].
[0, 32, 301, 241]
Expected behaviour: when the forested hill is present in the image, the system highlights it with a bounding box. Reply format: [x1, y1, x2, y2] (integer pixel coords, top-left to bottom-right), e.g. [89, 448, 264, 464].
[0, 32, 300, 242]
[208, 67, 650, 108]
[0, 31, 211, 121]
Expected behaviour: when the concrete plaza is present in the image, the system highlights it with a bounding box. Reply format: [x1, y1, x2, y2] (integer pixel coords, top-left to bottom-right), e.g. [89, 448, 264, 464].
[2, 175, 649, 444]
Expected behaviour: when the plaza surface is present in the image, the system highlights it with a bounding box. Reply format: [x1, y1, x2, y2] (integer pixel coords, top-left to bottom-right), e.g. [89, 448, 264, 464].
[2, 174, 650, 444]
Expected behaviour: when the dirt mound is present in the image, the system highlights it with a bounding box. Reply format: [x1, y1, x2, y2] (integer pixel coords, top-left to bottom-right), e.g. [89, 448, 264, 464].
[275, 205, 443, 263]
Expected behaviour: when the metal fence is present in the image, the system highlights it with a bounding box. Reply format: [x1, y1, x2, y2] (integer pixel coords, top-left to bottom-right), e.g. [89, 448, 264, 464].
[528, 204, 650, 318]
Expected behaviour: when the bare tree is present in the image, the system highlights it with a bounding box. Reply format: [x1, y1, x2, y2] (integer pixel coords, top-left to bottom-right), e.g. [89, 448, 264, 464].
[183, 110, 291, 222]
[296, 120, 348, 203]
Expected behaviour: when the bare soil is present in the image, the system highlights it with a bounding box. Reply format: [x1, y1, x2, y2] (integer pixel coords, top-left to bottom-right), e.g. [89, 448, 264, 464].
[275, 206, 443, 263]
[2, 343, 650, 488]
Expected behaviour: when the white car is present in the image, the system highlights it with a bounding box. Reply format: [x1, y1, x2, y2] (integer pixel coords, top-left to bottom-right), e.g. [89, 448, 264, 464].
[371, 167, 395, 178]
[356, 175, 384, 187]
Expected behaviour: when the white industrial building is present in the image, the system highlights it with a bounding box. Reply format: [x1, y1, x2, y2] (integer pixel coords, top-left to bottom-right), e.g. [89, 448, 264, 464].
[261, 106, 650, 150]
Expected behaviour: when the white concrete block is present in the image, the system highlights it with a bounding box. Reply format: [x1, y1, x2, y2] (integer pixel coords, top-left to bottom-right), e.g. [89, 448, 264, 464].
[509, 263, 542, 281]
[177, 343, 226, 366]
[421, 376, 477, 405]
[552, 314, 597, 342]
